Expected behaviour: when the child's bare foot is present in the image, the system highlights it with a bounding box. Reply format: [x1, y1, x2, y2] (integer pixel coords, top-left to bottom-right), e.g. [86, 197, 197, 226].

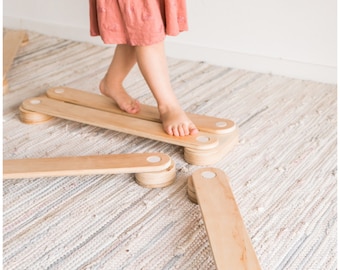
[100, 79, 140, 114]
[159, 105, 199, 136]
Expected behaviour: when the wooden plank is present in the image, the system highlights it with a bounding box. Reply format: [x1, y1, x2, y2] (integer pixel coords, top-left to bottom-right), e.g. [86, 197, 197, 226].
[191, 168, 261, 270]
[3, 30, 27, 78]
[3, 79, 9, 95]
[46, 87, 236, 134]
[21, 96, 219, 150]
[3, 153, 172, 179]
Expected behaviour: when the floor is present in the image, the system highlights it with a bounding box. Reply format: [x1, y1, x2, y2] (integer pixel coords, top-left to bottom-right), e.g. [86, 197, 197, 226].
[3, 30, 337, 269]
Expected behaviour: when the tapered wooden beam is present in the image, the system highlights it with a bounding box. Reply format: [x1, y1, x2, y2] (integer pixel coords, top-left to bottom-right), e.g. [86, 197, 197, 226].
[3, 30, 28, 94]
[3, 153, 176, 188]
[46, 87, 236, 135]
[21, 96, 219, 150]
[188, 168, 261, 270]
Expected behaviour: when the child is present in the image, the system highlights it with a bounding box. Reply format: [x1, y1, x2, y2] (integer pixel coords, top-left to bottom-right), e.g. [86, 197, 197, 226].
[89, 0, 198, 137]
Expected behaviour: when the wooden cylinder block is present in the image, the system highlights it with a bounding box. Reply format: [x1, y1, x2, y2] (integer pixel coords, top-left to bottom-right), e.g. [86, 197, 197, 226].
[135, 160, 176, 188]
[19, 105, 54, 124]
[186, 176, 197, 204]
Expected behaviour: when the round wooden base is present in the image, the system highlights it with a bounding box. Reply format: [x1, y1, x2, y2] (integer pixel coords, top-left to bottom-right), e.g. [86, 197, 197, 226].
[19, 105, 54, 124]
[135, 160, 176, 188]
[187, 176, 198, 204]
[184, 129, 239, 165]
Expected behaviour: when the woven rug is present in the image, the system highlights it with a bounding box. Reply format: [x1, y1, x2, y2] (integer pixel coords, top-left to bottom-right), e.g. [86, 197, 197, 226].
[3, 30, 337, 269]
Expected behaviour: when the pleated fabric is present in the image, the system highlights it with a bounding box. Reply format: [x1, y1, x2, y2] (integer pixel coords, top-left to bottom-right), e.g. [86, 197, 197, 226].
[89, 0, 188, 46]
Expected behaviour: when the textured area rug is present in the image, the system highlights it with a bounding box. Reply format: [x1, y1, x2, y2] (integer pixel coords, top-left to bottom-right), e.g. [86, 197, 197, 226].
[3, 31, 337, 269]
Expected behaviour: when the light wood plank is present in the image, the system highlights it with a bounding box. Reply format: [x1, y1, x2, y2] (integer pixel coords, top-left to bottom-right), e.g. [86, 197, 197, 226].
[192, 168, 261, 270]
[3, 153, 172, 179]
[3, 30, 27, 78]
[46, 87, 236, 134]
[21, 96, 219, 150]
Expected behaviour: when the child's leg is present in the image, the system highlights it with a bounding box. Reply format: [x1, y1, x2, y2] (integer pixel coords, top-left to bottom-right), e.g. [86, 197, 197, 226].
[135, 42, 198, 137]
[100, 44, 140, 114]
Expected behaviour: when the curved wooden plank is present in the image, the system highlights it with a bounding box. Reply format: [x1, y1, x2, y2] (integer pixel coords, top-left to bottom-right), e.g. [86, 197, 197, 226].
[21, 96, 219, 150]
[191, 168, 261, 270]
[3, 153, 172, 179]
[46, 87, 236, 134]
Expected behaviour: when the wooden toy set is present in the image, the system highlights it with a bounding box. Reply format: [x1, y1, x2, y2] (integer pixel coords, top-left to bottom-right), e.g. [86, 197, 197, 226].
[4, 36, 261, 268]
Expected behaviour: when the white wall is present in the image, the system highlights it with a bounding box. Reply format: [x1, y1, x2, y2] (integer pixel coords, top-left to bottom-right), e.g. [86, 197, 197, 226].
[3, 0, 337, 84]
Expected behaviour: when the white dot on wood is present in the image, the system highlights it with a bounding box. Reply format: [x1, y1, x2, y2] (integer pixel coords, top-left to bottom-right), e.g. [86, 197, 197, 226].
[30, 99, 41, 105]
[147, 155, 161, 163]
[216, 121, 228, 128]
[201, 171, 216, 179]
[196, 136, 210, 143]
[54, 88, 65, 94]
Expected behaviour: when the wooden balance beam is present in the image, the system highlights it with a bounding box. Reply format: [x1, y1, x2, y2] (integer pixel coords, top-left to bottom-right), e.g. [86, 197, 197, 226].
[3, 153, 176, 188]
[19, 87, 239, 165]
[3, 30, 29, 94]
[187, 168, 262, 270]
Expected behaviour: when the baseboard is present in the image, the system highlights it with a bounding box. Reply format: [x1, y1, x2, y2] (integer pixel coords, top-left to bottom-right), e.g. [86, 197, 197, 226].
[165, 41, 337, 85]
[4, 16, 337, 84]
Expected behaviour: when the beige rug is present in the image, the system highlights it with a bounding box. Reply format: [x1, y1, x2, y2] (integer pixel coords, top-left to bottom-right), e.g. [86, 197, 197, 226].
[3, 30, 337, 269]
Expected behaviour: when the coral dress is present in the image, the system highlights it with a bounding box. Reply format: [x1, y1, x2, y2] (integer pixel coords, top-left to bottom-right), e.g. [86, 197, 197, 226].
[89, 0, 188, 46]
